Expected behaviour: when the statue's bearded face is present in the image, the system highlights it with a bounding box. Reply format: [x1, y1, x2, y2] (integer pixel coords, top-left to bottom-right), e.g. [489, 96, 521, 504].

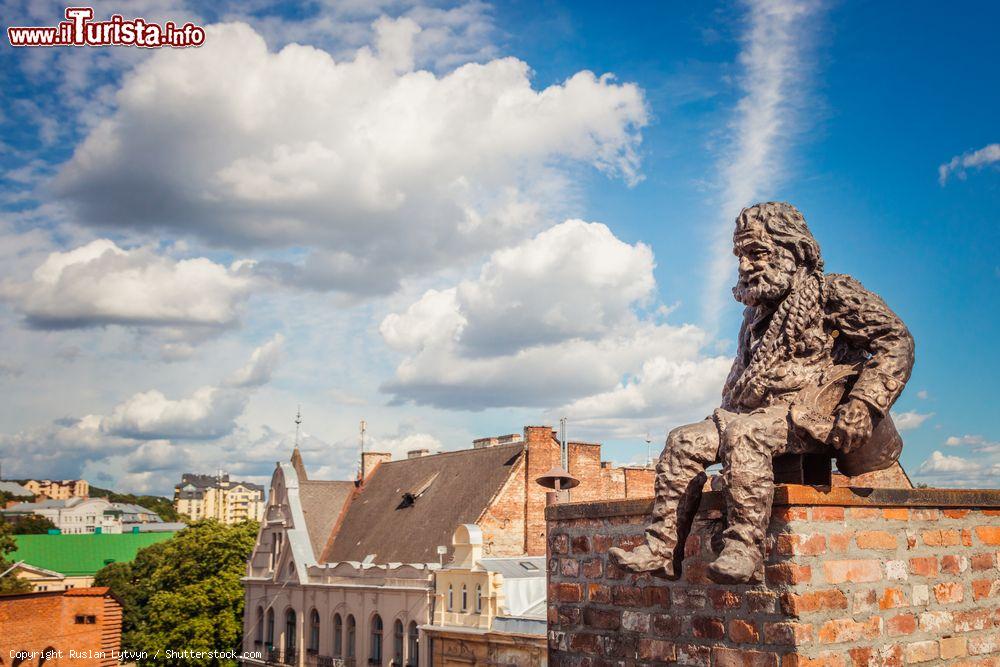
[732, 233, 797, 307]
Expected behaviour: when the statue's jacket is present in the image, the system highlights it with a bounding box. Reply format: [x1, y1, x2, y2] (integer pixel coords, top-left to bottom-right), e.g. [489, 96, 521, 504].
[720, 273, 915, 474]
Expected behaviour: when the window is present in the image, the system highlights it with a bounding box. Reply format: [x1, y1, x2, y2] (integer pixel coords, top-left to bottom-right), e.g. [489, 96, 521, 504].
[393, 620, 404, 665]
[333, 614, 343, 657]
[369, 615, 383, 665]
[308, 609, 320, 654]
[461, 585, 467, 611]
[255, 607, 264, 645]
[475, 584, 483, 613]
[74, 615, 85, 624]
[407, 622, 419, 667]
[447, 584, 453, 610]
[266, 609, 275, 648]
[346, 615, 356, 659]
[285, 609, 297, 654]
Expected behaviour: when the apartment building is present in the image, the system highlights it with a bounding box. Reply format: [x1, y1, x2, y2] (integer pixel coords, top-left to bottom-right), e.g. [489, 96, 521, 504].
[173, 473, 265, 524]
[22, 478, 90, 499]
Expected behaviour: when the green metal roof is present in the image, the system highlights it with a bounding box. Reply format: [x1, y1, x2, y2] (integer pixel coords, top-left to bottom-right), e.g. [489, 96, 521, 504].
[11, 532, 177, 576]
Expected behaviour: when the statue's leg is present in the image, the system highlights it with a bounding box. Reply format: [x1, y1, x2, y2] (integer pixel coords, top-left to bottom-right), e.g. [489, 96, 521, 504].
[609, 419, 718, 578]
[708, 406, 790, 584]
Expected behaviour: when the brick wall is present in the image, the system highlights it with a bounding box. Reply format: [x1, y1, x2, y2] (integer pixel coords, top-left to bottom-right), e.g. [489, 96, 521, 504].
[0, 587, 123, 667]
[546, 486, 1000, 667]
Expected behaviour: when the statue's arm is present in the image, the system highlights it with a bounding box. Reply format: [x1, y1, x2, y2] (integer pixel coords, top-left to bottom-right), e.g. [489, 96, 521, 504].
[825, 274, 915, 417]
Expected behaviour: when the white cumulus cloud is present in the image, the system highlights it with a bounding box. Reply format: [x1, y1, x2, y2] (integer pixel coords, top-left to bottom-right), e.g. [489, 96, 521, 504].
[1, 238, 254, 330]
[380, 219, 730, 426]
[916, 433, 1000, 488]
[53, 19, 648, 296]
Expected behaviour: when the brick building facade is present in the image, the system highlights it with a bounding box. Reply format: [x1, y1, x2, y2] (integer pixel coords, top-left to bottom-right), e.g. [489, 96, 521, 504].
[545, 486, 1000, 666]
[0, 587, 123, 667]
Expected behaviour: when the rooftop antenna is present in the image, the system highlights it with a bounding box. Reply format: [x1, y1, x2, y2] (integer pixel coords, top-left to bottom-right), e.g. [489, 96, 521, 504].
[294, 406, 302, 448]
[645, 431, 652, 468]
[357, 419, 367, 482]
[558, 417, 568, 470]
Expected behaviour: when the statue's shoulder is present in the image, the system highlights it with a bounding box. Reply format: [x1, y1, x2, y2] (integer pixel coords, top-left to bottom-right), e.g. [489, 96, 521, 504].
[823, 272, 870, 301]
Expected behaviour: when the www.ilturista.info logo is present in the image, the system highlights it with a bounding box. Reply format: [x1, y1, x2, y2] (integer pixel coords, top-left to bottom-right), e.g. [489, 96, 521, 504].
[7, 7, 205, 48]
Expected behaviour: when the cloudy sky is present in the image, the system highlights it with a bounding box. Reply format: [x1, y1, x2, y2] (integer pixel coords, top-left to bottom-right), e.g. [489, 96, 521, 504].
[0, 0, 997, 495]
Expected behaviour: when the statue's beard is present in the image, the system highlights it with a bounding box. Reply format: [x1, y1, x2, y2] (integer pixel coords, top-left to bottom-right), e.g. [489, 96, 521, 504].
[733, 269, 792, 307]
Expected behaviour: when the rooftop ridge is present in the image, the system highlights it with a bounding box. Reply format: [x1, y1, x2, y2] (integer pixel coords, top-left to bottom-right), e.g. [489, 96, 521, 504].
[377, 441, 525, 466]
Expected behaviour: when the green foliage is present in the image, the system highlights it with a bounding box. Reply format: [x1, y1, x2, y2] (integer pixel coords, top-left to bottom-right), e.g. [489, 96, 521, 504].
[0, 490, 34, 507]
[94, 520, 259, 666]
[0, 521, 33, 594]
[89, 485, 183, 523]
[9, 514, 57, 534]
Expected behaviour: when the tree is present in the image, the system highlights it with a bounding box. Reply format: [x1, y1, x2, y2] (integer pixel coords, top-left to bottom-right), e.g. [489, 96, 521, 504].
[94, 520, 259, 666]
[0, 520, 32, 594]
[10, 515, 57, 534]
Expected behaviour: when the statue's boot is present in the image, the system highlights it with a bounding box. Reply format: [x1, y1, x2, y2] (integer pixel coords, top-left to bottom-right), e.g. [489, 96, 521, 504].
[707, 540, 763, 584]
[608, 544, 674, 579]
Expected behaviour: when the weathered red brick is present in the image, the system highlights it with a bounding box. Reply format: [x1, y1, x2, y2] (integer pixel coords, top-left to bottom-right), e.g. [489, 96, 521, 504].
[940, 637, 968, 659]
[918, 611, 952, 633]
[569, 632, 601, 655]
[652, 613, 682, 637]
[941, 554, 968, 575]
[886, 614, 917, 636]
[812, 507, 846, 522]
[967, 633, 1000, 655]
[746, 591, 778, 613]
[879, 588, 906, 610]
[560, 557, 580, 577]
[783, 654, 847, 667]
[882, 508, 909, 521]
[908, 557, 938, 577]
[971, 578, 1000, 600]
[571, 535, 590, 553]
[856, 530, 897, 550]
[581, 558, 603, 579]
[713, 646, 778, 667]
[953, 608, 992, 633]
[943, 509, 971, 519]
[551, 533, 569, 554]
[556, 582, 582, 602]
[933, 581, 964, 604]
[710, 589, 742, 610]
[676, 643, 711, 667]
[638, 639, 676, 662]
[781, 589, 848, 616]
[922, 529, 961, 547]
[970, 552, 997, 571]
[817, 617, 881, 644]
[903, 640, 938, 664]
[766, 563, 812, 585]
[823, 559, 882, 584]
[691, 615, 725, 640]
[777, 532, 827, 556]
[583, 607, 621, 630]
[729, 619, 760, 644]
[976, 526, 1000, 546]
[764, 621, 813, 646]
[586, 583, 610, 604]
[611, 585, 645, 607]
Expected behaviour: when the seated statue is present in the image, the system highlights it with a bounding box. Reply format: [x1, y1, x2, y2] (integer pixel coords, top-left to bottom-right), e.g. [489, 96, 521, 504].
[610, 202, 914, 584]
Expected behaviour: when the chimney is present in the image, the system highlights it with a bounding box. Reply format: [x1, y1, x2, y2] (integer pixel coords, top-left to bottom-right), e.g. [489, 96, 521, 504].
[523, 426, 556, 444]
[407, 449, 430, 459]
[362, 452, 391, 480]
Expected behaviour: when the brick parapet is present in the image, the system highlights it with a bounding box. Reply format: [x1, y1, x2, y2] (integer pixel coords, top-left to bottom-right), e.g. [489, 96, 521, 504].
[546, 484, 1000, 667]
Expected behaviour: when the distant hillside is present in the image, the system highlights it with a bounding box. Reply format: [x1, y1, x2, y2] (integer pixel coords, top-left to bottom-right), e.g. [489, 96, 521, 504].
[89, 486, 182, 523]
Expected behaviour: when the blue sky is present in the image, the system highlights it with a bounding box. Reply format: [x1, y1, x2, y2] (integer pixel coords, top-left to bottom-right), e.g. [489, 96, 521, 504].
[0, 0, 996, 494]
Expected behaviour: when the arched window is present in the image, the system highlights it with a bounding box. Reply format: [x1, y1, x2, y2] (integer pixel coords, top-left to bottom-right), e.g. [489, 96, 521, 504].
[475, 584, 483, 613]
[308, 609, 320, 654]
[461, 584, 467, 611]
[346, 615, 356, 659]
[266, 608, 275, 648]
[333, 614, 343, 657]
[370, 614, 383, 665]
[285, 609, 297, 655]
[447, 584, 453, 610]
[393, 620, 404, 665]
[407, 622, 419, 667]
[255, 606, 264, 644]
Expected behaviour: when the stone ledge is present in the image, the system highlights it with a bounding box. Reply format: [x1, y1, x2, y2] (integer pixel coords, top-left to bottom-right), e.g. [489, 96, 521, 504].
[545, 484, 1000, 521]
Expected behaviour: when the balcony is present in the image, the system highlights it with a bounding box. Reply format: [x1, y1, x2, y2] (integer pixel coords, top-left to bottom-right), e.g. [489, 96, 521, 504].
[309, 658, 354, 667]
[264, 648, 298, 665]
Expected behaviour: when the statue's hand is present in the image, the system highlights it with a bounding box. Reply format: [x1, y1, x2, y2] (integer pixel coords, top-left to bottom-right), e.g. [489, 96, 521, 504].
[829, 398, 873, 453]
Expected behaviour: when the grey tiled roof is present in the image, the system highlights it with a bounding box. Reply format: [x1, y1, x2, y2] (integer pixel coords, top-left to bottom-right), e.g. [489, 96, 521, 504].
[323, 443, 524, 565]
